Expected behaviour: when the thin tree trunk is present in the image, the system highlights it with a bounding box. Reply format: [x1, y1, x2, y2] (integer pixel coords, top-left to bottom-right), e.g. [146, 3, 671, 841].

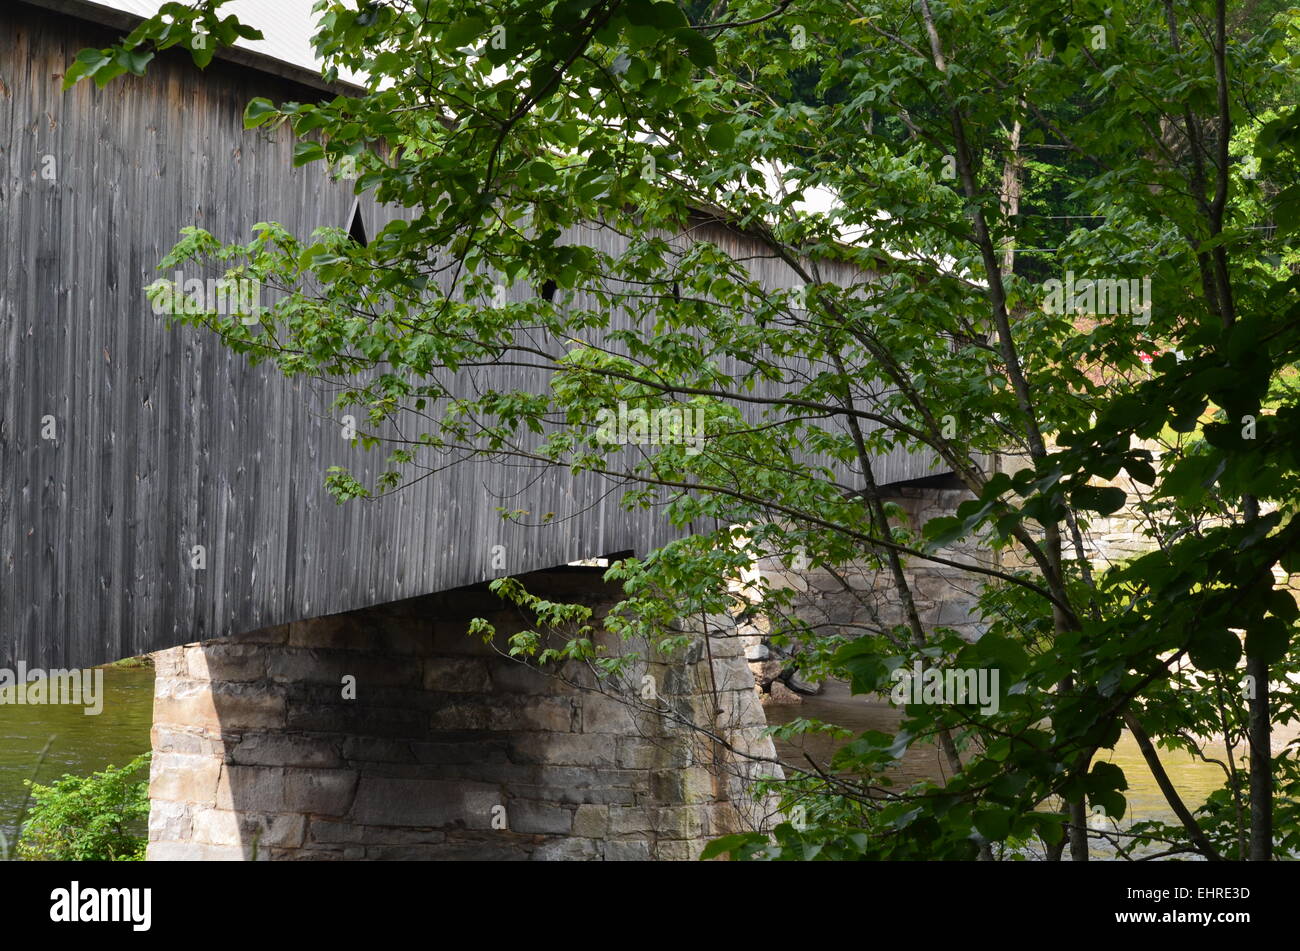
[1123, 711, 1224, 860]
[835, 359, 965, 781]
[1065, 513, 1220, 858]
[1213, 676, 1249, 859]
[999, 118, 1023, 276]
[1246, 651, 1272, 860]
[1245, 493, 1272, 860]
[1059, 675, 1090, 861]
[917, 0, 1087, 860]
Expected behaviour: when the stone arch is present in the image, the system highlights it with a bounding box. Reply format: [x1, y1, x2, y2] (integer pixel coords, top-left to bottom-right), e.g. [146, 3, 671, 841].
[147, 567, 779, 860]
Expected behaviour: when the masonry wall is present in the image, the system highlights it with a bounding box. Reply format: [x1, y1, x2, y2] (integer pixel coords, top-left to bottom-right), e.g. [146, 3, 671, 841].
[147, 569, 778, 860]
[736, 485, 989, 702]
[782, 486, 988, 638]
[733, 475, 1183, 705]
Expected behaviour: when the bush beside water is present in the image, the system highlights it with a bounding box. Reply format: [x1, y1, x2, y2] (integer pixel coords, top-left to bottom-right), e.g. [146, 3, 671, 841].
[14, 753, 150, 861]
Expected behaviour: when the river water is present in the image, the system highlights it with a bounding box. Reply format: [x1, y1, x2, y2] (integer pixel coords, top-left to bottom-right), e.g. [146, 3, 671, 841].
[0, 666, 155, 852]
[765, 679, 1247, 856]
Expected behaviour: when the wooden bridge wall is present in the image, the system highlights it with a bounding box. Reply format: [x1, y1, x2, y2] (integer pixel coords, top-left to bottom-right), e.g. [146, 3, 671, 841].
[0, 1, 942, 670]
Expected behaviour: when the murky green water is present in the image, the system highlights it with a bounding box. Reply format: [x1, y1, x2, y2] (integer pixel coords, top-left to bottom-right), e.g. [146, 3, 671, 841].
[765, 679, 1249, 854]
[0, 666, 155, 849]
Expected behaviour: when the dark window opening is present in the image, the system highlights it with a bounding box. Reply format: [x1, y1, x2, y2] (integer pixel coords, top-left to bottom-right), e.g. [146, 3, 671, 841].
[347, 197, 368, 247]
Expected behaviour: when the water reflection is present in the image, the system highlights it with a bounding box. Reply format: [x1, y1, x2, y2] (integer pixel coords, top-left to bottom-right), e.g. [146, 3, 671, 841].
[0, 666, 155, 847]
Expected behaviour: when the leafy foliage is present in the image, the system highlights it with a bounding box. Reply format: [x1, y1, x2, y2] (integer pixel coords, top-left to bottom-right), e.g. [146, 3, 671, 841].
[17, 755, 151, 862]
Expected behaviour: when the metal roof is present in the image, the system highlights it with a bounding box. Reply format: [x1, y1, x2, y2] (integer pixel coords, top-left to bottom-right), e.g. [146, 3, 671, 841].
[30, 0, 366, 87]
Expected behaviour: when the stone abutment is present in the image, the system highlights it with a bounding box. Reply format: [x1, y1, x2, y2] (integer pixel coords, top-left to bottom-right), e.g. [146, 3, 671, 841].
[147, 568, 778, 860]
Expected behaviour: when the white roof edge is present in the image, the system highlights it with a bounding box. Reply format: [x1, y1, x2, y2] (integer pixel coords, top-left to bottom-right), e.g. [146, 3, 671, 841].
[27, 0, 364, 90]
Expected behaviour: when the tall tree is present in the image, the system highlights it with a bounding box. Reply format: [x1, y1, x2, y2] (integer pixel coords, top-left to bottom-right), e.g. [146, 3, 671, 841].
[76, 0, 1300, 859]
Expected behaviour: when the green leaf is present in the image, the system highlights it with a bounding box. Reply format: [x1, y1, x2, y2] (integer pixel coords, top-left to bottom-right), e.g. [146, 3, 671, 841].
[243, 97, 279, 128]
[973, 808, 1011, 840]
[647, 2, 689, 29]
[554, 121, 581, 148]
[1188, 627, 1243, 672]
[1071, 484, 1126, 516]
[123, 49, 154, 75]
[674, 27, 716, 68]
[1089, 788, 1126, 819]
[190, 36, 216, 69]
[1124, 458, 1156, 486]
[972, 632, 1029, 676]
[922, 514, 966, 548]
[1089, 760, 1127, 791]
[92, 62, 128, 88]
[705, 123, 735, 151]
[527, 159, 558, 185]
[1245, 616, 1291, 664]
[1085, 761, 1128, 818]
[699, 832, 764, 860]
[292, 141, 326, 166]
[1274, 183, 1300, 236]
[444, 16, 488, 49]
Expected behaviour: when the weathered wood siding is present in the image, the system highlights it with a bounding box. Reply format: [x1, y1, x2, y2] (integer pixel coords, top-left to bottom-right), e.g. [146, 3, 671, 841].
[0, 1, 943, 670]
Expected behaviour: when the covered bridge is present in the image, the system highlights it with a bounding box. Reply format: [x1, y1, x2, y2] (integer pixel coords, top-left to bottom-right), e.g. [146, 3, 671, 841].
[1, 0, 951, 859]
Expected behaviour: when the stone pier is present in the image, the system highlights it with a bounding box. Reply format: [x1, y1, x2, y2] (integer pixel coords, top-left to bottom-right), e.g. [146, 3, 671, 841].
[147, 567, 778, 860]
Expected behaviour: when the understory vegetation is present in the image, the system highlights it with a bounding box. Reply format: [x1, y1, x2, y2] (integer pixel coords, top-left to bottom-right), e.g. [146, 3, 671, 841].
[16, 754, 151, 862]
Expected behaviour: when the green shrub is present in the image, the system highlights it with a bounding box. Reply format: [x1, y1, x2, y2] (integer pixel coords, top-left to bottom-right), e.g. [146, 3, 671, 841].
[17, 753, 150, 861]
